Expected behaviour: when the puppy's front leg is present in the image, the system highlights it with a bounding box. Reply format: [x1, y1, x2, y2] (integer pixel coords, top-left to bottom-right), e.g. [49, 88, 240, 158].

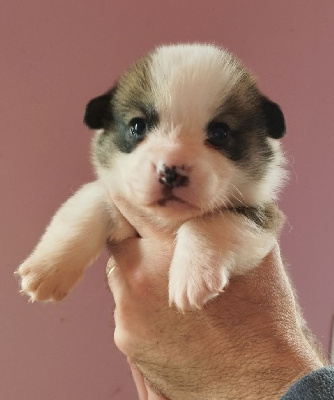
[169, 207, 281, 311]
[16, 181, 132, 302]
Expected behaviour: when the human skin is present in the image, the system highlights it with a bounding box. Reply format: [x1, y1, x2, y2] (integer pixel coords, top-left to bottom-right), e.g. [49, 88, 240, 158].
[107, 199, 323, 400]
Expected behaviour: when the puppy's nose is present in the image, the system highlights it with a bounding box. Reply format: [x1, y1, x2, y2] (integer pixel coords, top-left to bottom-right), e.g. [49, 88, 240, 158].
[157, 164, 189, 188]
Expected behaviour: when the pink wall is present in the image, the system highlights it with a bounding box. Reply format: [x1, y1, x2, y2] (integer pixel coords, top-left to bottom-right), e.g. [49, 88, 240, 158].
[1, 1, 334, 399]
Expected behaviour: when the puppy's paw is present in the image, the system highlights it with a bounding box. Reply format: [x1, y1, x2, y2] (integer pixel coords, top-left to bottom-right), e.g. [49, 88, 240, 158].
[16, 258, 84, 302]
[168, 255, 230, 312]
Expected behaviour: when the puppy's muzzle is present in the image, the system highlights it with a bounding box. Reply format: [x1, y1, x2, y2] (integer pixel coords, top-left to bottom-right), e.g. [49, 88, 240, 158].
[157, 164, 189, 188]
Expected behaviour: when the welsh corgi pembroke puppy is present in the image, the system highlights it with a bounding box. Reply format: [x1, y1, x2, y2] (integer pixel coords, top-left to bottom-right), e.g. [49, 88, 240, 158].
[17, 43, 286, 311]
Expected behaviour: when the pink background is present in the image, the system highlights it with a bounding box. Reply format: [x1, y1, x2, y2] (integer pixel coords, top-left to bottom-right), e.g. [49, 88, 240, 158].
[1, 1, 334, 399]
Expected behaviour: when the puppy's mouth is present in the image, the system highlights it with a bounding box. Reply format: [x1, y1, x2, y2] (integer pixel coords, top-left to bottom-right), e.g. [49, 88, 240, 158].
[153, 195, 200, 212]
[149, 183, 199, 211]
[156, 194, 187, 207]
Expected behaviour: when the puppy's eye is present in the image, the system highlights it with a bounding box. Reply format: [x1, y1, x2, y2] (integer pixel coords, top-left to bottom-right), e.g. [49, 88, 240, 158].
[207, 122, 230, 146]
[130, 118, 147, 137]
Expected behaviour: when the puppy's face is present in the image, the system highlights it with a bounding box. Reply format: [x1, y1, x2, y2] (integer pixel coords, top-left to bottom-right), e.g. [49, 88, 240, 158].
[85, 44, 286, 224]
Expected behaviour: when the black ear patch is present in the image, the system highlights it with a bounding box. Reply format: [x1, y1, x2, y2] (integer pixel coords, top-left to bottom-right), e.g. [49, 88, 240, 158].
[84, 89, 115, 130]
[261, 96, 286, 139]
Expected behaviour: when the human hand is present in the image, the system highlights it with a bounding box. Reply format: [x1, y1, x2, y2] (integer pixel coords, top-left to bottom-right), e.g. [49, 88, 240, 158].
[107, 199, 323, 400]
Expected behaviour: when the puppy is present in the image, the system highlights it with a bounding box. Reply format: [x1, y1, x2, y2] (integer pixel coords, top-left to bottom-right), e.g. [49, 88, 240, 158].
[16, 43, 286, 311]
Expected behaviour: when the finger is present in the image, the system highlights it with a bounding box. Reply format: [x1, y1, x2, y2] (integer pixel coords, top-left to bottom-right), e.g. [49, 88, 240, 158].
[146, 387, 167, 400]
[106, 236, 143, 296]
[128, 358, 149, 400]
[107, 236, 172, 295]
[106, 258, 117, 277]
[106, 236, 173, 358]
[129, 359, 167, 400]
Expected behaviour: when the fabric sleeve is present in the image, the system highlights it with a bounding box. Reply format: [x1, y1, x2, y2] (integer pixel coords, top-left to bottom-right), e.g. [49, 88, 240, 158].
[280, 366, 334, 399]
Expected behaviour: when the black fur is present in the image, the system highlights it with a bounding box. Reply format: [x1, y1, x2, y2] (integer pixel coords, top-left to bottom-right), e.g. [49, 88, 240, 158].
[261, 96, 286, 139]
[228, 203, 283, 231]
[112, 117, 146, 153]
[84, 88, 116, 130]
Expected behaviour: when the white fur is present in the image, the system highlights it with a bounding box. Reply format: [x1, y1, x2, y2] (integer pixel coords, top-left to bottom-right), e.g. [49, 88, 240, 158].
[169, 212, 276, 309]
[17, 182, 135, 301]
[151, 44, 244, 130]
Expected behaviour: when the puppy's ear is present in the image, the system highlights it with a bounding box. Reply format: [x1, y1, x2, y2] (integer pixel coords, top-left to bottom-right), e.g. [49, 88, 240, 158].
[261, 96, 286, 139]
[84, 87, 116, 130]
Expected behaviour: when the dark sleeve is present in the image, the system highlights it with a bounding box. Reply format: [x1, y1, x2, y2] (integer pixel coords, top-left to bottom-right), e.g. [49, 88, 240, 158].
[280, 366, 334, 399]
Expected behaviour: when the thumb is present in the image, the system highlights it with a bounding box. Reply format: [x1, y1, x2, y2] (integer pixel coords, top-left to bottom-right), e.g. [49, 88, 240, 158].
[128, 358, 167, 400]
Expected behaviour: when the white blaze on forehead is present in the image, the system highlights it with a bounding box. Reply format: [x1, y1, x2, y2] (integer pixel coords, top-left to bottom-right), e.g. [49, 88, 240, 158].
[149, 44, 246, 132]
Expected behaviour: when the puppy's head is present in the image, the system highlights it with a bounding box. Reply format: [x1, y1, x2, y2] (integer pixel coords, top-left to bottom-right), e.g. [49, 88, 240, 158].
[84, 44, 286, 223]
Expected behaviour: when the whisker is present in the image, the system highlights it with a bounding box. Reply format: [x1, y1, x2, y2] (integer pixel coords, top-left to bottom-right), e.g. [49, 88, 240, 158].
[229, 184, 246, 203]
[210, 194, 235, 212]
[227, 193, 246, 208]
